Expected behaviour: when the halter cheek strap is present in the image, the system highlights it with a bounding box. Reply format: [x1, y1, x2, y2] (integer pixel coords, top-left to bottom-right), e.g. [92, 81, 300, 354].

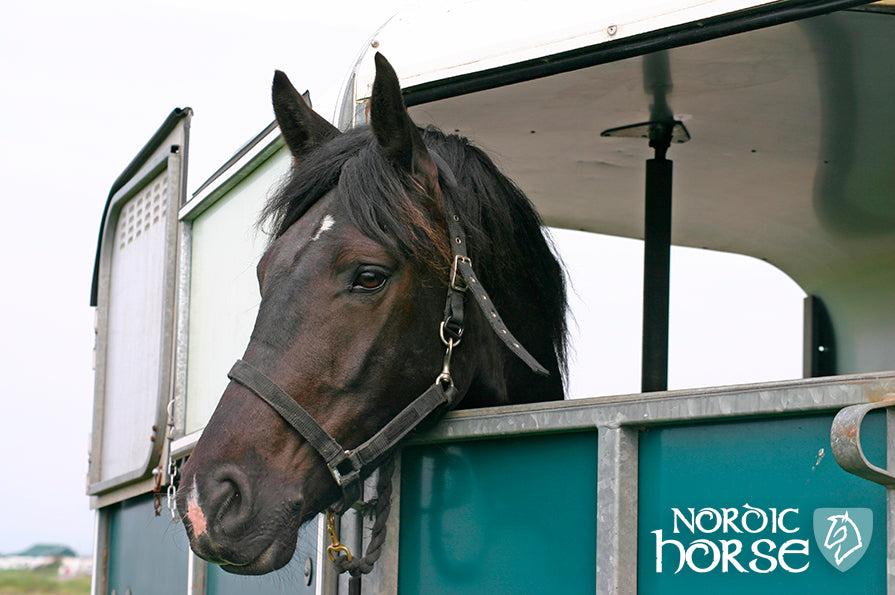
[432, 150, 548, 375]
[441, 209, 549, 376]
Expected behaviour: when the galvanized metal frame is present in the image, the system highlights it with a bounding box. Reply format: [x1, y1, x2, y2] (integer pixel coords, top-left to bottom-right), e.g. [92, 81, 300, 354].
[90, 511, 109, 595]
[187, 553, 207, 595]
[891, 408, 895, 593]
[597, 426, 639, 594]
[410, 374, 895, 441]
[317, 512, 339, 595]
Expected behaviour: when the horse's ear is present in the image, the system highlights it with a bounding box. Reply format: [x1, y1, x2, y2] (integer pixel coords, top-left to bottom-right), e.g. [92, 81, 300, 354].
[272, 70, 340, 158]
[370, 53, 439, 190]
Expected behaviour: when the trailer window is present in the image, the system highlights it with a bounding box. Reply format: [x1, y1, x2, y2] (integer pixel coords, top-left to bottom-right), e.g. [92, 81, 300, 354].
[554, 228, 805, 398]
[183, 147, 290, 433]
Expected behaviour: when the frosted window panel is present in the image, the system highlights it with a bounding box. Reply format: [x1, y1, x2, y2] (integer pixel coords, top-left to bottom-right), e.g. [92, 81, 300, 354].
[186, 149, 290, 432]
[101, 174, 169, 481]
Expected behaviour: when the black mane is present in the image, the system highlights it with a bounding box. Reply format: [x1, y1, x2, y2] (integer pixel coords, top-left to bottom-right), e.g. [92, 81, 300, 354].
[262, 124, 568, 391]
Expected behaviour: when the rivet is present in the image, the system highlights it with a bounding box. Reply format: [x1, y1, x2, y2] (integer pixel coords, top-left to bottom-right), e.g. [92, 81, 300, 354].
[491, 311, 497, 318]
[607, 24, 617, 36]
[501, 329, 507, 334]
[513, 343, 520, 348]
[371, 40, 380, 48]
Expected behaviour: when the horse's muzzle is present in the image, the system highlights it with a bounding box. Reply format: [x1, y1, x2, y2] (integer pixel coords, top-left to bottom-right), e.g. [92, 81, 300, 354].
[177, 462, 299, 574]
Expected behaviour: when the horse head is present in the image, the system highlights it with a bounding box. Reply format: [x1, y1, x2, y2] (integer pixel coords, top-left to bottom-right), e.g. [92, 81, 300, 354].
[823, 511, 863, 566]
[176, 53, 566, 574]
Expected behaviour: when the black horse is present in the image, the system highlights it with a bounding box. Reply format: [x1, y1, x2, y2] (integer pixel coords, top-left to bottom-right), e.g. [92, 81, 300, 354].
[177, 53, 567, 574]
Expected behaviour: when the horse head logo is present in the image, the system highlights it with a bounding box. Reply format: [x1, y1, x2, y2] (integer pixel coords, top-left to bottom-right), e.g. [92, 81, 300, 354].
[823, 511, 862, 565]
[813, 508, 873, 572]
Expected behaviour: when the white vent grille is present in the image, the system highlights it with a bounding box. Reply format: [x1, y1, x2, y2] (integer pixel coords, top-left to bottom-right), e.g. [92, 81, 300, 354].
[118, 177, 167, 250]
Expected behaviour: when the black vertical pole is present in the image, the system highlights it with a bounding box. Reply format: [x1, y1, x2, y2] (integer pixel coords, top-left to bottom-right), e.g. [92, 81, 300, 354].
[641, 127, 673, 393]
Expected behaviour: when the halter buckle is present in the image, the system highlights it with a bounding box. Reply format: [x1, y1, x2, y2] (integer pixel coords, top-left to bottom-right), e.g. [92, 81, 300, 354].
[450, 255, 472, 292]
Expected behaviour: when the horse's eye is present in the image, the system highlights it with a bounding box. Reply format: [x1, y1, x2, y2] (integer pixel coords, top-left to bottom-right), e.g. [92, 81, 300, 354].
[352, 268, 389, 292]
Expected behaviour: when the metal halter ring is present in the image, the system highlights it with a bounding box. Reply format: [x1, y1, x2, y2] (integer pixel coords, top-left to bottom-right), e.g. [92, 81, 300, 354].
[439, 320, 463, 347]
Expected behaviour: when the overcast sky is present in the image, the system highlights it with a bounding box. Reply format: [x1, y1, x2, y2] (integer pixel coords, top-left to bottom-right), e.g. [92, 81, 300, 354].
[0, 0, 803, 557]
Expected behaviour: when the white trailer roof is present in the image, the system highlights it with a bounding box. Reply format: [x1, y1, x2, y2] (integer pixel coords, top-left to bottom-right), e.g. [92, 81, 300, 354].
[335, 1, 895, 294]
[344, 0, 786, 102]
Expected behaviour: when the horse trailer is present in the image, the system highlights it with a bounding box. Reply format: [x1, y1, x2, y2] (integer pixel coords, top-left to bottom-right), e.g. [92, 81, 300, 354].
[89, 1, 895, 593]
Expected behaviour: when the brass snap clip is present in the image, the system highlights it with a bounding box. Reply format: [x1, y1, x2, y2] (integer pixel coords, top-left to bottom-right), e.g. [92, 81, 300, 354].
[326, 511, 353, 562]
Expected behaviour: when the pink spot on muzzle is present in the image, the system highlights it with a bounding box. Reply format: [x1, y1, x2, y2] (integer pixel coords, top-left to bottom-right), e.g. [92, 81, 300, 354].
[187, 480, 207, 537]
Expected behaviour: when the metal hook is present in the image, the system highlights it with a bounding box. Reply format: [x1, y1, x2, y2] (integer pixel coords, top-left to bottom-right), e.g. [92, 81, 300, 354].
[437, 339, 456, 388]
[326, 511, 353, 562]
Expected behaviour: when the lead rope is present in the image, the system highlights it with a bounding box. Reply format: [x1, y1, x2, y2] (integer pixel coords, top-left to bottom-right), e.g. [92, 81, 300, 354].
[327, 455, 395, 594]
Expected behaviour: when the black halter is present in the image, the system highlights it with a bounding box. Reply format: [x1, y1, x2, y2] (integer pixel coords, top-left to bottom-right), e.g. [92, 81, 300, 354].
[226, 154, 548, 509]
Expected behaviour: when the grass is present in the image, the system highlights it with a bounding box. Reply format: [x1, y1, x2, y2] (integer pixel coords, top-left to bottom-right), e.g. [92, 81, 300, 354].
[0, 568, 90, 594]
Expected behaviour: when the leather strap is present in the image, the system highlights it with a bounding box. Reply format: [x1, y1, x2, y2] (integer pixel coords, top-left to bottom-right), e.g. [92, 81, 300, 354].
[434, 151, 548, 375]
[228, 360, 344, 464]
[228, 360, 456, 507]
[452, 254, 548, 375]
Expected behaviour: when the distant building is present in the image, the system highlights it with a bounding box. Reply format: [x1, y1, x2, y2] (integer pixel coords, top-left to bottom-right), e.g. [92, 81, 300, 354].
[15, 544, 77, 558]
[0, 543, 90, 575]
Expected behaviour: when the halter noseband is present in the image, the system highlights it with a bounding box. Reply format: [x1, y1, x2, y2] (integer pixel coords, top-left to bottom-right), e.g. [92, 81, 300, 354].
[228, 359, 454, 507]
[226, 154, 548, 510]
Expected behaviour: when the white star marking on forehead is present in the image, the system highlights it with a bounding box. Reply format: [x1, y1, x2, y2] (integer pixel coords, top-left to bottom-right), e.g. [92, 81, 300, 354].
[311, 214, 335, 241]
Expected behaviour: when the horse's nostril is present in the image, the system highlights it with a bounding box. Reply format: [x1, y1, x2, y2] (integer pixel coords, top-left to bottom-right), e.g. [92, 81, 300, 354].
[206, 465, 254, 535]
[219, 481, 239, 514]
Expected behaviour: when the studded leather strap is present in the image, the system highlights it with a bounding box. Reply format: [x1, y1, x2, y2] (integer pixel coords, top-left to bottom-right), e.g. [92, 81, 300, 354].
[434, 151, 549, 376]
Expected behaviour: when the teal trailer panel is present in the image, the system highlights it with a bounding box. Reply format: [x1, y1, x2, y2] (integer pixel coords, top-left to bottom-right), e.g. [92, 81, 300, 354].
[638, 413, 887, 593]
[107, 494, 190, 594]
[205, 516, 318, 595]
[105, 493, 319, 594]
[398, 431, 598, 594]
